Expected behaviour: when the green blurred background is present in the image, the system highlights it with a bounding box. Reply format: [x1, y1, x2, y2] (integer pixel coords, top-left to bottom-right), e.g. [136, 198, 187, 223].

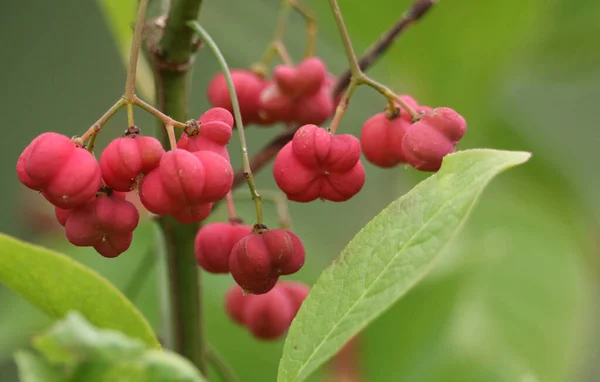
[0, 0, 598, 381]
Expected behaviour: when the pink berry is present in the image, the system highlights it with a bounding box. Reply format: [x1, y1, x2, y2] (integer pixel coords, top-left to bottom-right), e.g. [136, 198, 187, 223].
[360, 113, 410, 168]
[280, 281, 310, 316]
[243, 286, 294, 340]
[273, 57, 326, 98]
[100, 135, 164, 192]
[224, 284, 255, 325]
[195, 221, 252, 273]
[171, 203, 213, 224]
[207, 70, 266, 125]
[401, 107, 467, 172]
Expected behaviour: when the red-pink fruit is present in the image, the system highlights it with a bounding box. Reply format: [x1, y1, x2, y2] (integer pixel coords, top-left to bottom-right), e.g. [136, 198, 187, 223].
[159, 149, 207, 204]
[100, 135, 164, 192]
[177, 107, 234, 160]
[193, 151, 233, 203]
[273, 57, 326, 98]
[225, 284, 255, 325]
[273, 125, 365, 202]
[55, 207, 71, 227]
[171, 203, 212, 224]
[262, 229, 305, 275]
[360, 112, 411, 168]
[229, 229, 305, 294]
[259, 82, 295, 123]
[63, 192, 139, 258]
[17, 133, 102, 208]
[280, 281, 310, 316]
[43, 147, 102, 209]
[178, 134, 230, 161]
[195, 221, 252, 273]
[243, 286, 294, 340]
[198, 107, 235, 130]
[207, 70, 266, 124]
[20, 133, 75, 188]
[138, 169, 179, 216]
[293, 87, 335, 126]
[402, 107, 467, 172]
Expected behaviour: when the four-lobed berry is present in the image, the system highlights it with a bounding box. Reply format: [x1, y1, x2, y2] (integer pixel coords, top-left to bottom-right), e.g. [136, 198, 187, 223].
[224, 281, 310, 340]
[195, 220, 252, 274]
[100, 133, 164, 192]
[17, 133, 102, 209]
[177, 107, 234, 160]
[273, 124, 365, 202]
[56, 191, 139, 258]
[401, 107, 467, 171]
[229, 228, 305, 294]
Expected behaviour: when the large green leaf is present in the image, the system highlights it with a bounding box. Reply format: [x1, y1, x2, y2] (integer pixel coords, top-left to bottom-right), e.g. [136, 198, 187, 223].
[15, 312, 206, 382]
[0, 234, 160, 349]
[277, 149, 531, 382]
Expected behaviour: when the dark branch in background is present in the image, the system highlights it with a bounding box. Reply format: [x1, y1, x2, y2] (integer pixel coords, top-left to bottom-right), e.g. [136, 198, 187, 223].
[231, 0, 436, 190]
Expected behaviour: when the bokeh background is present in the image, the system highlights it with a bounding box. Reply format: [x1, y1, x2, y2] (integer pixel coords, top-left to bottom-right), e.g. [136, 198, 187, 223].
[1, 0, 599, 381]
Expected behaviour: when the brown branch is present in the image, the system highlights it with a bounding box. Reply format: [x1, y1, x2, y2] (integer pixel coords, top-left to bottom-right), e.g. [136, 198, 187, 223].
[229, 0, 436, 191]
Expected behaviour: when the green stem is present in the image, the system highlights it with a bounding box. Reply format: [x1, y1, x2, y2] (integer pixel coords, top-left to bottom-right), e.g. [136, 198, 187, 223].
[328, 78, 359, 134]
[359, 75, 418, 118]
[187, 21, 264, 226]
[151, 0, 205, 373]
[126, 103, 135, 128]
[80, 98, 127, 142]
[124, 0, 149, 101]
[328, 0, 361, 76]
[207, 345, 240, 382]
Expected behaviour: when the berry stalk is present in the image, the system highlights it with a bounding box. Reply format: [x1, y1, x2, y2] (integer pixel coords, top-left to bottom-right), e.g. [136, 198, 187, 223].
[124, 0, 149, 102]
[225, 191, 237, 220]
[187, 21, 265, 226]
[80, 98, 127, 143]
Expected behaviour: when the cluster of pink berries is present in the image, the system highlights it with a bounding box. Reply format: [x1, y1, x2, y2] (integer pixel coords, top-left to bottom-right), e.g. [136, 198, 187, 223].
[208, 57, 335, 127]
[225, 281, 309, 340]
[361, 96, 467, 171]
[16, 108, 239, 258]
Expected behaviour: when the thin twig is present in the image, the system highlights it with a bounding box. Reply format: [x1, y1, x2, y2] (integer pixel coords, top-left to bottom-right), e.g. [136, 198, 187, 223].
[187, 21, 265, 225]
[207, 345, 240, 382]
[124, 0, 149, 101]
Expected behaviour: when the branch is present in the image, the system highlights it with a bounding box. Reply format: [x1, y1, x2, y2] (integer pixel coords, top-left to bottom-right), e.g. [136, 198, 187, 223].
[148, 0, 207, 374]
[230, 0, 436, 191]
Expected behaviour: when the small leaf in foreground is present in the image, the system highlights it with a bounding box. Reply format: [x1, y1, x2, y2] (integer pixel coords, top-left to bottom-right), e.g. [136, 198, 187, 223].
[277, 149, 531, 382]
[0, 234, 159, 349]
[15, 312, 207, 382]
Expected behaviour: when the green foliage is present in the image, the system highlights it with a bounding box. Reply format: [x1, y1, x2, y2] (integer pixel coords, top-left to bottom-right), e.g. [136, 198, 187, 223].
[0, 234, 160, 349]
[15, 312, 206, 382]
[278, 149, 531, 382]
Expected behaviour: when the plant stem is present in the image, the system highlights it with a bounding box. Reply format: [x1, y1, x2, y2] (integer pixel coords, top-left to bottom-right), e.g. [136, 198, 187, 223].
[85, 133, 98, 153]
[165, 123, 177, 149]
[359, 75, 418, 117]
[188, 21, 264, 226]
[328, 0, 361, 77]
[327, 78, 359, 134]
[80, 98, 127, 142]
[207, 345, 240, 382]
[225, 191, 237, 220]
[290, 0, 317, 58]
[133, 96, 188, 128]
[126, 103, 135, 128]
[125, 0, 149, 101]
[150, 0, 205, 373]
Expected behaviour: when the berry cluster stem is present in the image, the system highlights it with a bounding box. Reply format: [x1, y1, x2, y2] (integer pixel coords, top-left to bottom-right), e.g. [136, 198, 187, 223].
[187, 21, 265, 226]
[225, 191, 237, 220]
[80, 98, 127, 143]
[289, 0, 317, 58]
[124, 0, 149, 102]
[327, 0, 418, 132]
[133, 96, 188, 128]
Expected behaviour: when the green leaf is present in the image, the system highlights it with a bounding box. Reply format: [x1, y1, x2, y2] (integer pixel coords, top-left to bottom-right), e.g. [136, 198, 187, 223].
[0, 234, 160, 349]
[277, 149, 531, 382]
[15, 312, 207, 382]
[14, 351, 62, 382]
[95, 0, 155, 101]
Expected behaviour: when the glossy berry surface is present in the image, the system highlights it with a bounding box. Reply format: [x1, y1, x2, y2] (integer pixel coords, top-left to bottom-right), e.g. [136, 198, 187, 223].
[195, 221, 252, 273]
[273, 124, 365, 202]
[229, 229, 306, 294]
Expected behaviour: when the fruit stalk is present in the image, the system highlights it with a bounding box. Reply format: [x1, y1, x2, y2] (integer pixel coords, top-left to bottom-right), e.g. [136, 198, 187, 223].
[187, 21, 265, 226]
[124, 0, 149, 102]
